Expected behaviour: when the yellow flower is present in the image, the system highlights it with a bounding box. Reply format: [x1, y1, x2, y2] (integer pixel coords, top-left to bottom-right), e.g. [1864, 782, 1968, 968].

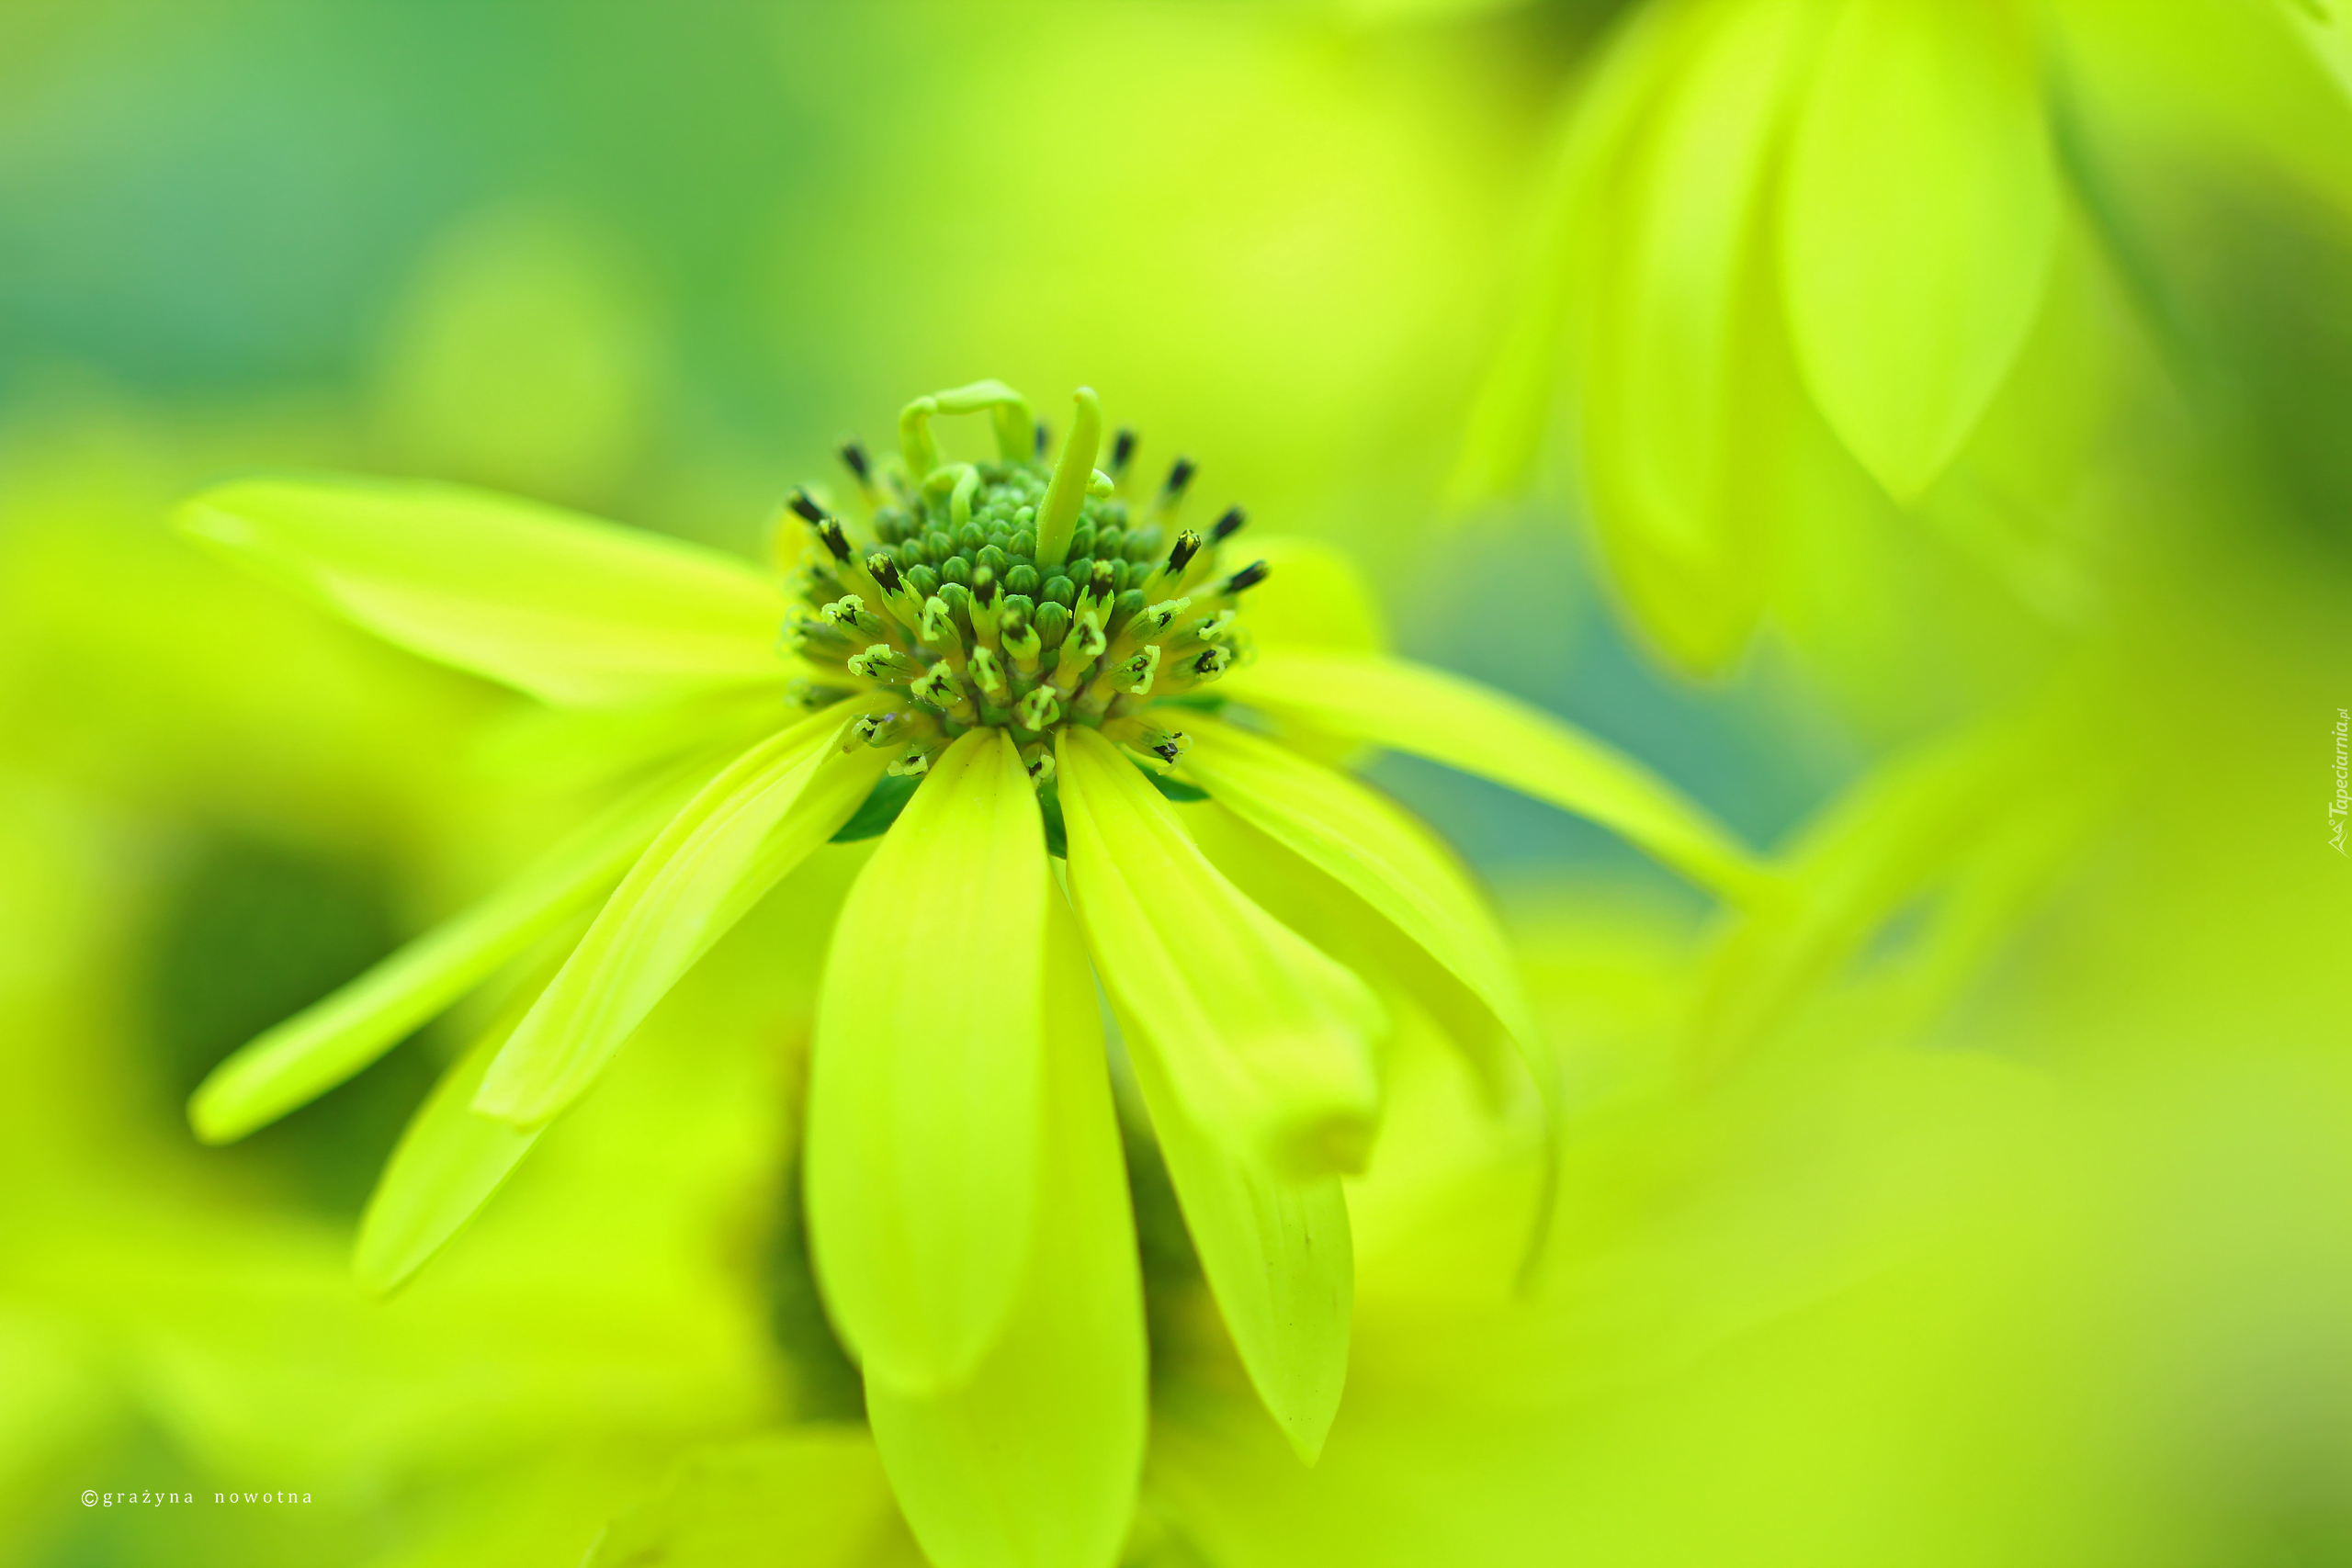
[175, 380, 1761, 1568]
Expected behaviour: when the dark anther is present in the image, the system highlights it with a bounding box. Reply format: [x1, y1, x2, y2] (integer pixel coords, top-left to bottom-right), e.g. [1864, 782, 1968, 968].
[839, 441, 872, 483]
[817, 519, 853, 563]
[1210, 505, 1246, 542]
[1162, 457, 1196, 497]
[1152, 738, 1183, 763]
[1165, 531, 1202, 575]
[787, 487, 828, 525]
[1035, 420, 1051, 458]
[973, 570, 1000, 607]
[1193, 649, 1224, 675]
[1109, 427, 1137, 476]
[867, 555, 903, 595]
[1221, 559, 1269, 595]
[1087, 560, 1118, 602]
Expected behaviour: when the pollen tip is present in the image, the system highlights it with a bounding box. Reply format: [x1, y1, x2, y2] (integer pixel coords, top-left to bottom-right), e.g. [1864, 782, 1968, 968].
[1163, 457, 1196, 496]
[1109, 427, 1137, 475]
[1222, 558, 1269, 595]
[1210, 504, 1246, 542]
[838, 440, 871, 482]
[787, 487, 827, 525]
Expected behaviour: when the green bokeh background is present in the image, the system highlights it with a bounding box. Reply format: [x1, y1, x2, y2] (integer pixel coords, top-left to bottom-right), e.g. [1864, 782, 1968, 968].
[5, 3, 2350, 1565]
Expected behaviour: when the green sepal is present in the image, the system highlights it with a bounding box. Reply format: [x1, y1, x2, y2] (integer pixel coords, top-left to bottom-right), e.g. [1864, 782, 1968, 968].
[831, 772, 922, 843]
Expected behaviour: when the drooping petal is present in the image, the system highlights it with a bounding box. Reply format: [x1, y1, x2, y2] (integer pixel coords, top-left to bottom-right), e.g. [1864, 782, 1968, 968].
[1216, 647, 1770, 903]
[176, 475, 795, 708]
[1055, 726, 1384, 1178]
[1450, 0, 1698, 507]
[1179, 718, 1538, 1073]
[805, 731, 1053, 1396]
[187, 773, 696, 1145]
[1572, 0, 1829, 671]
[865, 891, 1146, 1568]
[1123, 1010, 1352, 1467]
[475, 699, 878, 1129]
[1781, 0, 2060, 502]
[354, 987, 549, 1296]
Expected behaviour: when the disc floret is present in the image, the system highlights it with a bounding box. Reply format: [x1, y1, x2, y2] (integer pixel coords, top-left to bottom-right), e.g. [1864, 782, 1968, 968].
[782, 384, 1262, 784]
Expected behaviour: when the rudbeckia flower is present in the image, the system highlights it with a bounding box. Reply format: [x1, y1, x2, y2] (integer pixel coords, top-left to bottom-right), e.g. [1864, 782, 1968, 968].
[176, 380, 1760, 1568]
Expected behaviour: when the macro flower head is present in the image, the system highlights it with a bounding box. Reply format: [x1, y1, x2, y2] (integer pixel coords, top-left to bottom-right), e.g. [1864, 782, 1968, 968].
[175, 379, 1758, 1567]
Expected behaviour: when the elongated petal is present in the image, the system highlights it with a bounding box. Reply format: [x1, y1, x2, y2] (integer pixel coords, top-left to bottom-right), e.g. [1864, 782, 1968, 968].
[354, 990, 548, 1296]
[476, 700, 877, 1128]
[1181, 718, 1537, 1061]
[1217, 648, 1769, 903]
[1450, 0, 1696, 506]
[805, 731, 1053, 1395]
[865, 892, 1145, 1568]
[1124, 1011, 1351, 1466]
[176, 474, 794, 707]
[1781, 0, 2059, 502]
[1574, 0, 1827, 670]
[1056, 726, 1384, 1178]
[187, 776, 694, 1144]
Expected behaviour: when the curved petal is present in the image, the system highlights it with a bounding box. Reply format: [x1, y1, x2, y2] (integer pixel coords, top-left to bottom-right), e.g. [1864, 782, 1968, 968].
[187, 773, 696, 1144]
[1781, 0, 2060, 502]
[1123, 1013, 1352, 1467]
[865, 891, 1145, 1568]
[176, 474, 795, 707]
[1216, 648, 1770, 903]
[1056, 726, 1385, 1179]
[475, 700, 878, 1128]
[1573, 0, 1828, 671]
[805, 731, 1053, 1395]
[354, 982, 551, 1296]
[1180, 718, 1538, 1068]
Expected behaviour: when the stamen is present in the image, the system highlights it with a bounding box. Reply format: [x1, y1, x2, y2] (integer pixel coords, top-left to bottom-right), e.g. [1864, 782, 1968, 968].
[968, 646, 1004, 694]
[1016, 686, 1061, 729]
[1108, 427, 1137, 480]
[839, 439, 873, 489]
[1220, 559, 1269, 595]
[847, 645, 921, 682]
[1119, 644, 1162, 695]
[787, 488, 828, 525]
[1210, 504, 1246, 543]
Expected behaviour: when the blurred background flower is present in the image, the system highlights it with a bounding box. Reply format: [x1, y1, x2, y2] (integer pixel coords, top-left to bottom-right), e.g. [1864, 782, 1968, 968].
[3, 2, 2348, 1565]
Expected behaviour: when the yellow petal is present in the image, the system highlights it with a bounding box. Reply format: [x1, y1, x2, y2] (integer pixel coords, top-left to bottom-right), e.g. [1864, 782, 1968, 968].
[1217, 647, 1770, 903]
[1181, 718, 1538, 1076]
[1781, 0, 2059, 501]
[1572, 0, 1828, 671]
[354, 979, 553, 1296]
[1056, 726, 1384, 1177]
[806, 731, 1054, 1395]
[1123, 1009, 1352, 1466]
[187, 771, 696, 1145]
[475, 700, 880, 1128]
[176, 474, 794, 707]
[865, 891, 1146, 1568]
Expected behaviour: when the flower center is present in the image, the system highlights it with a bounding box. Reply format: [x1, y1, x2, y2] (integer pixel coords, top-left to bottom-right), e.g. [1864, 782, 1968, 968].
[780, 385, 1265, 784]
